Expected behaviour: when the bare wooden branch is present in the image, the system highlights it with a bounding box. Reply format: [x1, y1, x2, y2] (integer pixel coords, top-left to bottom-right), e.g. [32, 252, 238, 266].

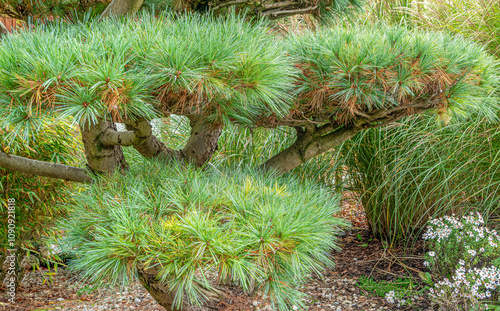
[262, 5, 318, 18]
[260, 125, 357, 174]
[124, 118, 183, 161]
[100, 118, 152, 147]
[100, 0, 144, 19]
[99, 129, 146, 146]
[261, 1, 301, 9]
[364, 114, 407, 129]
[0, 151, 93, 183]
[210, 0, 253, 11]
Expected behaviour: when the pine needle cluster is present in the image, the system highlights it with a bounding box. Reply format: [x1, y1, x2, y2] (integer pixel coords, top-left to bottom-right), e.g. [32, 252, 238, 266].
[287, 25, 499, 125]
[0, 14, 498, 145]
[0, 0, 108, 22]
[0, 12, 294, 136]
[59, 160, 347, 310]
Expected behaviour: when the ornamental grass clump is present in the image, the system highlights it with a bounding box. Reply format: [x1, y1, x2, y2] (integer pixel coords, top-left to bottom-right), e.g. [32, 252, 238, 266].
[58, 160, 348, 310]
[422, 213, 500, 310]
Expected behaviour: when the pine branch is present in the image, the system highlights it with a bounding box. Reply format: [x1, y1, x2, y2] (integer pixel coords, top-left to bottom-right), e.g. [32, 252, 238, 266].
[0, 151, 93, 183]
[123, 118, 183, 160]
[210, 0, 253, 11]
[262, 5, 318, 19]
[99, 129, 146, 146]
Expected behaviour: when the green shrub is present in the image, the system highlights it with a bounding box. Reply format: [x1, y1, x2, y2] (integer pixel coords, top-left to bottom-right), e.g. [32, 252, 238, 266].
[355, 0, 500, 57]
[59, 160, 348, 310]
[0, 12, 295, 133]
[0, 119, 82, 287]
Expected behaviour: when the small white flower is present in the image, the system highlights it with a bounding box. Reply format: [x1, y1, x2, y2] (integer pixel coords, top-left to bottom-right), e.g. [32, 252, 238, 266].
[428, 251, 435, 257]
[467, 249, 477, 256]
[459, 259, 465, 266]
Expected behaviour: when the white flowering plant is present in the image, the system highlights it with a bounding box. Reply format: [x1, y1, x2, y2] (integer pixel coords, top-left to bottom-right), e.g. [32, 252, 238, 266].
[422, 212, 500, 310]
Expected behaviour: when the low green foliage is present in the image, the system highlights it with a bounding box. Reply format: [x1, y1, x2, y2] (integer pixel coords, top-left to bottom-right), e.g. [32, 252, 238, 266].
[358, 275, 420, 297]
[353, 0, 500, 56]
[357, 275, 424, 307]
[424, 213, 500, 279]
[410, 0, 500, 57]
[0, 0, 109, 22]
[59, 160, 348, 310]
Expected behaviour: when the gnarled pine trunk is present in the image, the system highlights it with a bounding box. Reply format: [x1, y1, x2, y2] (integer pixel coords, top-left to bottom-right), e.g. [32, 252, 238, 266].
[100, 0, 144, 19]
[0, 20, 8, 37]
[181, 117, 223, 167]
[137, 267, 193, 311]
[137, 265, 225, 311]
[261, 125, 358, 174]
[80, 120, 128, 175]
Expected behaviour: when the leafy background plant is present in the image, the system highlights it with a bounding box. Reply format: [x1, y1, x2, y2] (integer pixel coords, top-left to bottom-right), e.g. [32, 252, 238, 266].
[332, 115, 500, 242]
[0, 119, 82, 289]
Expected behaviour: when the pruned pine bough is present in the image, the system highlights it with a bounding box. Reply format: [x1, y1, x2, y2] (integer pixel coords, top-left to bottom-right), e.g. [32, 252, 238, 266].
[0, 10, 498, 311]
[0, 14, 497, 180]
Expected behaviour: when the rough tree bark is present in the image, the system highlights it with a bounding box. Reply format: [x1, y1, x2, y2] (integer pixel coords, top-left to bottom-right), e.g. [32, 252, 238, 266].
[137, 265, 225, 311]
[105, 117, 222, 167]
[137, 266, 194, 311]
[123, 118, 183, 161]
[0, 20, 8, 37]
[262, 103, 422, 174]
[100, 0, 144, 19]
[80, 119, 128, 174]
[181, 116, 223, 167]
